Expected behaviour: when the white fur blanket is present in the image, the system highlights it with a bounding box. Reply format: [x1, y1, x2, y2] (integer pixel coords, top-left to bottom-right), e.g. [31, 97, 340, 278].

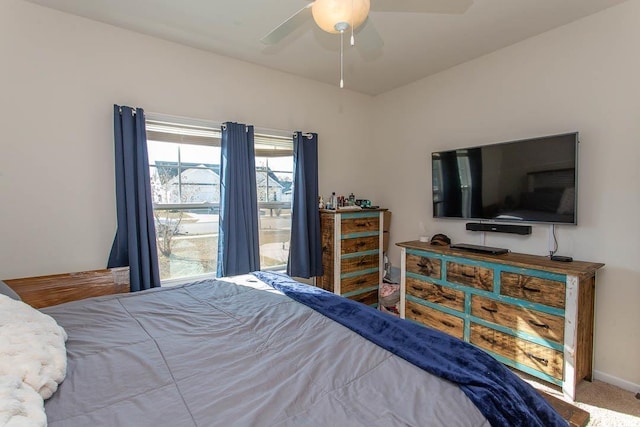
[0, 376, 46, 427]
[0, 294, 68, 426]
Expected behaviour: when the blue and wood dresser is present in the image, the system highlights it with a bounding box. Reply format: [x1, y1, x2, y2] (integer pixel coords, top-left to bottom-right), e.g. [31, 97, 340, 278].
[318, 209, 387, 307]
[397, 240, 604, 400]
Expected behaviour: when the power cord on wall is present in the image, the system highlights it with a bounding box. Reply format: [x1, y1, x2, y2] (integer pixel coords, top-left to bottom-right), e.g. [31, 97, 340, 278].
[549, 224, 573, 262]
[549, 224, 558, 258]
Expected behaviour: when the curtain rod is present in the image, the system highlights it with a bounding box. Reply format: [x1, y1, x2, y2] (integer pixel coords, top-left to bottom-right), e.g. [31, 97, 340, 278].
[146, 111, 313, 139]
[118, 105, 141, 116]
[295, 132, 315, 139]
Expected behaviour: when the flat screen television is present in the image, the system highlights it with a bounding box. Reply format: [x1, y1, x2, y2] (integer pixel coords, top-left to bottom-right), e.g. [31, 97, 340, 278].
[432, 132, 578, 225]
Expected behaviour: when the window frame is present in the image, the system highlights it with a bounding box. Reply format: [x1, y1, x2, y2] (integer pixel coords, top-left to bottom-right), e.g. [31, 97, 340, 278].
[145, 113, 295, 284]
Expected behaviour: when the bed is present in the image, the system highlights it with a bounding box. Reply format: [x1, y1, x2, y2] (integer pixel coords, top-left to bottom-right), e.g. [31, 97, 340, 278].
[0, 270, 567, 427]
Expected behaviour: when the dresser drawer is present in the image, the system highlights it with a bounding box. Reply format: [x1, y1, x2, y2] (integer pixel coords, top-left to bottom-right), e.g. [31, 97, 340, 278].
[446, 261, 493, 292]
[406, 254, 441, 279]
[341, 235, 378, 255]
[347, 288, 378, 306]
[470, 323, 563, 380]
[500, 272, 566, 309]
[341, 271, 379, 295]
[341, 254, 379, 275]
[471, 295, 564, 344]
[341, 216, 379, 234]
[406, 300, 464, 339]
[406, 277, 464, 312]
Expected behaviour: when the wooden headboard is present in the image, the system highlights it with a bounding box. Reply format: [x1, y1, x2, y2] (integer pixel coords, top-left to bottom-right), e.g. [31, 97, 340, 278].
[3, 267, 130, 308]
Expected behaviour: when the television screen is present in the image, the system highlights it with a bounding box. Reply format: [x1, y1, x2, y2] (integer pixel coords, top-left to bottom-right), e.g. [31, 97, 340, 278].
[432, 132, 578, 224]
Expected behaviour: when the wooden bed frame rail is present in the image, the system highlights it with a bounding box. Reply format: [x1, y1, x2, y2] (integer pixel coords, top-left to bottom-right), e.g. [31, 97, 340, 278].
[4, 267, 130, 308]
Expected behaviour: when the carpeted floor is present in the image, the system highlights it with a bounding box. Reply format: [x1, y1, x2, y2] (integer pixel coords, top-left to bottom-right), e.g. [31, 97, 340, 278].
[518, 372, 640, 426]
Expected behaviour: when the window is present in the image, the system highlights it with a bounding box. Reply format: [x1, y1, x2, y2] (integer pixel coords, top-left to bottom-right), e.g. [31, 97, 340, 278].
[146, 115, 293, 281]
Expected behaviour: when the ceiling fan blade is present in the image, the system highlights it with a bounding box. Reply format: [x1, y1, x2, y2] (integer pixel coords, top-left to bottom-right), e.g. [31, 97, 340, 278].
[371, 0, 472, 14]
[355, 18, 384, 54]
[260, 3, 314, 45]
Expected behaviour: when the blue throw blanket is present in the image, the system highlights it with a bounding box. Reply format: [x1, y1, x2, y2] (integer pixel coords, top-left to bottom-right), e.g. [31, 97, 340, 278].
[253, 271, 567, 427]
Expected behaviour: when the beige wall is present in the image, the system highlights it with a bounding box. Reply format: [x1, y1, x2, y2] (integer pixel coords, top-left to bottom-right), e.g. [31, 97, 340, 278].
[371, 1, 640, 390]
[0, 0, 375, 278]
[1, 0, 638, 391]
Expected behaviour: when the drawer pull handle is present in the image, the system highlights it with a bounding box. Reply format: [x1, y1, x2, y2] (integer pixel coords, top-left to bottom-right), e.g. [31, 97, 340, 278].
[413, 286, 424, 292]
[528, 320, 549, 329]
[527, 353, 549, 366]
[416, 262, 431, 270]
[481, 306, 498, 313]
[462, 271, 475, 278]
[441, 320, 456, 329]
[441, 292, 456, 301]
[355, 278, 367, 285]
[356, 223, 367, 227]
[522, 285, 541, 293]
[480, 334, 496, 345]
[356, 241, 366, 247]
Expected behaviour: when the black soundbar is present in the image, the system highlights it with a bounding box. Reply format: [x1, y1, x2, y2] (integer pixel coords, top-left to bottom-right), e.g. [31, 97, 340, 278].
[466, 222, 532, 235]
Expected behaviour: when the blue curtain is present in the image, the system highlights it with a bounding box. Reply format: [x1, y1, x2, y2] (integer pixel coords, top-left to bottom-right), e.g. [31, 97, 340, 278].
[107, 105, 161, 292]
[216, 122, 260, 277]
[287, 132, 323, 278]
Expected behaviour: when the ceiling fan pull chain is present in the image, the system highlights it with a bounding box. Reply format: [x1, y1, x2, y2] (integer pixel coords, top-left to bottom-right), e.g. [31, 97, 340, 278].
[334, 21, 349, 88]
[340, 28, 344, 88]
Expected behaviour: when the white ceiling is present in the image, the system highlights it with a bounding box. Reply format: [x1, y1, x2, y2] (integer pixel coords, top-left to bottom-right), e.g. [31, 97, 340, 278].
[24, 0, 628, 95]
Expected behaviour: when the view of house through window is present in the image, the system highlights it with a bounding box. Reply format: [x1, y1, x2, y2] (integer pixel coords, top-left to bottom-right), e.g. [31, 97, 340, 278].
[146, 116, 293, 281]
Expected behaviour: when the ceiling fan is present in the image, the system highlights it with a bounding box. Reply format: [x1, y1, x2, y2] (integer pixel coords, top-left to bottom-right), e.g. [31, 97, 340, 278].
[261, 0, 472, 88]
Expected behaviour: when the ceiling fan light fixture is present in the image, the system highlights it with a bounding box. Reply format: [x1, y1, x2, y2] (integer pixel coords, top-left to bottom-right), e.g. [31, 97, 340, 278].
[311, 0, 370, 34]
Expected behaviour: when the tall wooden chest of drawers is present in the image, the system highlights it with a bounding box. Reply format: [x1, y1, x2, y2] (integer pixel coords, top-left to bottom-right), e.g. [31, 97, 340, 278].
[317, 209, 386, 306]
[397, 240, 604, 400]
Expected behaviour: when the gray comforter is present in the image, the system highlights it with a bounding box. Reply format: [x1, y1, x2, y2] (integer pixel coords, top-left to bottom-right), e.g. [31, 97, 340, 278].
[42, 275, 489, 426]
